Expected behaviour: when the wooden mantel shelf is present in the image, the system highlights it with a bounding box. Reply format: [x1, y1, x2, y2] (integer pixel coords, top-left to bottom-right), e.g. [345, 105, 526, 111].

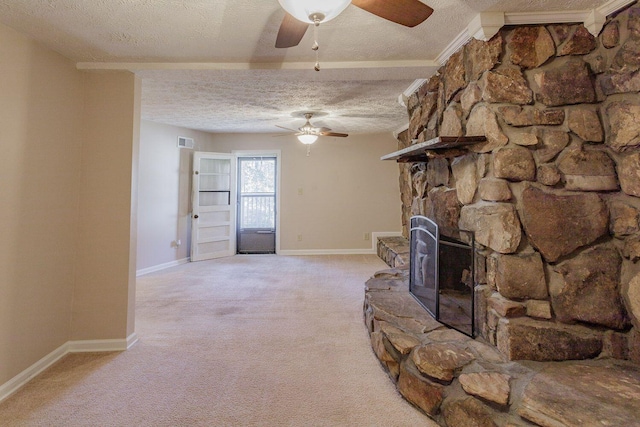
[381, 136, 487, 162]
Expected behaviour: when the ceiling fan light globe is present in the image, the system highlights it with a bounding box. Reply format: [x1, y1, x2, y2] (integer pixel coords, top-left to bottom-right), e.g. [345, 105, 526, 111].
[278, 0, 351, 24]
[297, 134, 318, 144]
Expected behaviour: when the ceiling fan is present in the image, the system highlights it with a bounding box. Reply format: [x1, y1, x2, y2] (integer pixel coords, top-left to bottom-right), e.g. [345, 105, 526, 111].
[276, 112, 349, 145]
[275, 0, 434, 49]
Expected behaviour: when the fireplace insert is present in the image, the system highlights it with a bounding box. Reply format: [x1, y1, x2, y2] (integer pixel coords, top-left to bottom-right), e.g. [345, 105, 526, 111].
[409, 216, 475, 337]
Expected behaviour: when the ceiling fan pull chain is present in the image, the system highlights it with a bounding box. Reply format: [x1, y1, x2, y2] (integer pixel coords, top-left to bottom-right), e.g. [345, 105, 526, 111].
[307, 145, 311, 156]
[312, 14, 321, 71]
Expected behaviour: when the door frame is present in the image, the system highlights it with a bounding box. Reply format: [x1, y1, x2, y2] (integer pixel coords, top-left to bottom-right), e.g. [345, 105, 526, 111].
[232, 150, 281, 255]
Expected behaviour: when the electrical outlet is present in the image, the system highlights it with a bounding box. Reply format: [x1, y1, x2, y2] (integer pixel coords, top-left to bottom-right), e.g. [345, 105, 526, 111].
[364, 232, 370, 241]
[297, 234, 303, 241]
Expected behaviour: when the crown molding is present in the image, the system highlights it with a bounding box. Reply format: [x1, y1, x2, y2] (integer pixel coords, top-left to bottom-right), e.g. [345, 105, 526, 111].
[76, 59, 439, 71]
[503, 10, 589, 26]
[598, 0, 636, 16]
[397, 78, 428, 107]
[393, 123, 409, 139]
[504, 8, 605, 36]
[435, 27, 471, 65]
[402, 79, 428, 98]
[502, 0, 636, 36]
[468, 12, 505, 41]
[401, 0, 635, 114]
[585, 9, 607, 36]
[463, 0, 638, 51]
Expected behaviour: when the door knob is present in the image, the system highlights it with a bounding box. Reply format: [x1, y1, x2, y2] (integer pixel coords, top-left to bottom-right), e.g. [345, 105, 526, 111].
[194, 214, 199, 219]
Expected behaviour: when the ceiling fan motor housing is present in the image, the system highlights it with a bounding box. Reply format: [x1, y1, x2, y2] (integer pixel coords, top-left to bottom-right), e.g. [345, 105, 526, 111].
[277, 0, 351, 23]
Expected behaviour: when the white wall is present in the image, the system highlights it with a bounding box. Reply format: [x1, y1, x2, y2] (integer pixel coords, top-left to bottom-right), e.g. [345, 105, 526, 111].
[137, 120, 216, 271]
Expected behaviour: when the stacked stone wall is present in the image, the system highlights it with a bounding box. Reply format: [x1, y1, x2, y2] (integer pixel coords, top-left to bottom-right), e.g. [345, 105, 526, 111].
[398, 2, 640, 362]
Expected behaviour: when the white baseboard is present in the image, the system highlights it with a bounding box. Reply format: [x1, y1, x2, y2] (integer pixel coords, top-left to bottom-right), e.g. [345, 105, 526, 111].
[277, 232, 403, 256]
[126, 332, 139, 349]
[0, 333, 139, 404]
[136, 258, 190, 276]
[0, 342, 68, 403]
[371, 232, 403, 250]
[68, 332, 138, 352]
[278, 248, 375, 256]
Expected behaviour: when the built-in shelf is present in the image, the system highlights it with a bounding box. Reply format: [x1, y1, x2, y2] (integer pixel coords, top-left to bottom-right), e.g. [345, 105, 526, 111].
[381, 136, 487, 162]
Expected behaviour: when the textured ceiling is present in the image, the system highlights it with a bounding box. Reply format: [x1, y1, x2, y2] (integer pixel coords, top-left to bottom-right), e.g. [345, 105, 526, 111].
[0, 0, 613, 135]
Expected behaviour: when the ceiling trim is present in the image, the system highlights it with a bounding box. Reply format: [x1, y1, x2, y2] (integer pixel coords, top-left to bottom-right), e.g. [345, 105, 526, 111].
[434, 27, 471, 66]
[402, 0, 636, 110]
[397, 78, 428, 107]
[598, 0, 637, 15]
[503, 0, 636, 34]
[468, 12, 506, 41]
[504, 0, 634, 25]
[435, 0, 635, 66]
[76, 60, 439, 71]
[76, 0, 636, 74]
[434, 8, 591, 65]
[393, 123, 409, 140]
[503, 10, 589, 26]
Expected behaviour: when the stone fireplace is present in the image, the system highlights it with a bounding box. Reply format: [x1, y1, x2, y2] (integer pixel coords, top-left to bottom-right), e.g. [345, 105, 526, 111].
[395, 1, 640, 363]
[364, 2, 640, 425]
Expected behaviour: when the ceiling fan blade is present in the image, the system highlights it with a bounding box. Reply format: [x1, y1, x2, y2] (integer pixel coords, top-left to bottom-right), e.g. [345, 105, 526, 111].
[320, 132, 349, 137]
[275, 13, 309, 48]
[317, 127, 332, 133]
[351, 0, 434, 27]
[275, 125, 299, 132]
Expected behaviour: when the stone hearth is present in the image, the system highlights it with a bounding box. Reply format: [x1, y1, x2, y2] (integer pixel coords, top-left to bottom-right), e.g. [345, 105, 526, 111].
[364, 238, 640, 426]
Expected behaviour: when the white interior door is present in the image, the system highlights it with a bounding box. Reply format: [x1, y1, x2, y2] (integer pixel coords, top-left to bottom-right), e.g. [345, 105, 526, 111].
[191, 152, 236, 261]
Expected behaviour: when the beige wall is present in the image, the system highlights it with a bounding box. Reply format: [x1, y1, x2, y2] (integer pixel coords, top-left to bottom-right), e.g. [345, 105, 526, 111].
[137, 120, 216, 270]
[0, 23, 84, 383]
[209, 133, 402, 251]
[72, 71, 139, 340]
[0, 22, 139, 385]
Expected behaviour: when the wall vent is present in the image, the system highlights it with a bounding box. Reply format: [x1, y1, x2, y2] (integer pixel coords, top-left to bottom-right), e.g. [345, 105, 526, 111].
[177, 136, 194, 149]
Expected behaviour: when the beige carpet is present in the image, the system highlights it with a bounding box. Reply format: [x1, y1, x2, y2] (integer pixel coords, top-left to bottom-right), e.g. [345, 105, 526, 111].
[0, 255, 437, 426]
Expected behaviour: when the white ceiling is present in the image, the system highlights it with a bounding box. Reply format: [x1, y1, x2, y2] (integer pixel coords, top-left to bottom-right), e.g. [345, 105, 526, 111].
[0, 0, 615, 135]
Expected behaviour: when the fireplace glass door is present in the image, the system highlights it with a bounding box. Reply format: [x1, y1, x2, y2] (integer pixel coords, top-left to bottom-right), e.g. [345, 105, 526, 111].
[409, 216, 475, 337]
[410, 216, 439, 319]
[438, 231, 475, 336]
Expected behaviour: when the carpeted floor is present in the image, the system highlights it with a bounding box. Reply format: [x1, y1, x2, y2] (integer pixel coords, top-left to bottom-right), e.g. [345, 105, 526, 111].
[0, 255, 437, 426]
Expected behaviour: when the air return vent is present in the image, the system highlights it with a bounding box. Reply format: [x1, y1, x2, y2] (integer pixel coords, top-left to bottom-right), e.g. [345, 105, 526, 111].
[177, 136, 194, 149]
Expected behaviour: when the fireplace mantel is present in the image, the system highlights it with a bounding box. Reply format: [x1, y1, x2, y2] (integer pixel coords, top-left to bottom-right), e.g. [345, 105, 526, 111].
[381, 136, 486, 162]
